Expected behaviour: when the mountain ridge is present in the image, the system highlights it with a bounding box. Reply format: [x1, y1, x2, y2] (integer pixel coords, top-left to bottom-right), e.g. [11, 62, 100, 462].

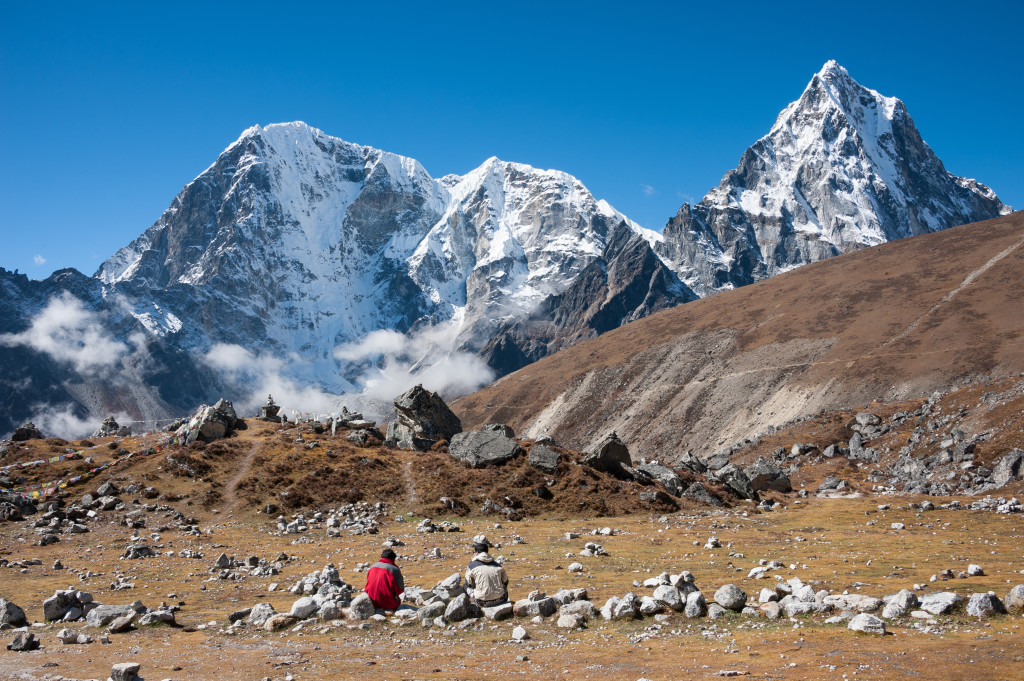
[0, 62, 1011, 438]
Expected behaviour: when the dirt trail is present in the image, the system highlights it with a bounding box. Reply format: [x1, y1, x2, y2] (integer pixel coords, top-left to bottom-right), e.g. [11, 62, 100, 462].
[223, 445, 259, 513]
[402, 460, 419, 505]
[883, 231, 1024, 347]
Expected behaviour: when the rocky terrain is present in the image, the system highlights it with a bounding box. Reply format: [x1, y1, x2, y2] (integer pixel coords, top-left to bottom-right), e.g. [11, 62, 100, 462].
[1, 381, 1022, 679]
[455, 211, 1024, 466]
[0, 62, 1009, 439]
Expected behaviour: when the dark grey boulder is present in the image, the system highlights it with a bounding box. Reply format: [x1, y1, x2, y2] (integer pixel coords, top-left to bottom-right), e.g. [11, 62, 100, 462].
[636, 462, 684, 496]
[581, 432, 631, 476]
[449, 429, 523, 468]
[0, 598, 27, 627]
[174, 399, 241, 445]
[676, 451, 707, 474]
[682, 482, 722, 507]
[528, 444, 561, 473]
[385, 385, 462, 450]
[482, 423, 515, 438]
[7, 631, 39, 651]
[11, 422, 43, 441]
[710, 463, 758, 500]
[743, 457, 792, 493]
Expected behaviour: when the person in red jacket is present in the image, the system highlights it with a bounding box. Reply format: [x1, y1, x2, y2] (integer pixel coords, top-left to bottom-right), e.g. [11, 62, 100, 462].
[364, 548, 404, 611]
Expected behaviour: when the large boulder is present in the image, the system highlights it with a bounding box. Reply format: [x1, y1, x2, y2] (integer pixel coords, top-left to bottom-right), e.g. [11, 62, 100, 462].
[710, 464, 758, 501]
[175, 399, 241, 445]
[743, 457, 792, 493]
[966, 592, 1006, 618]
[848, 613, 886, 634]
[86, 604, 142, 628]
[93, 416, 130, 438]
[636, 463, 684, 496]
[1006, 585, 1024, 611]
[919, 592, 961, 615]
[347, 593, 375, 620]
[714, 585, 747, 611]
[11, 422, 43, 441]
[449, 428, 523, 468]
[246, 603, 277, 627]
[528, 444, 561, 474]
[582, 432, 632, 476]
[7, 631, 39, 651]
[992, 449, 1023, 488]
[682, 482, 722, 507]
[0, 598, 27, 627]
[385, 385, 462, 450]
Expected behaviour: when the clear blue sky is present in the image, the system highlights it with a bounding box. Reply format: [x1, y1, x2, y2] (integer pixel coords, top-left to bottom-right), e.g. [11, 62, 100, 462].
[2, 0, 1020, 277]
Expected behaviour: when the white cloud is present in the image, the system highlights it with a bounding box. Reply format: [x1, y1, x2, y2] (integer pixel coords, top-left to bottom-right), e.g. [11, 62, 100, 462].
[23, 404, 131, 441]
[333, 324, 494, 418]
[200, 323, 496, 423]
[0, 292, 128, 373]
[642, 184, 657, 197]
[33, 255, 47, 265]
[202, 343, 347, 417]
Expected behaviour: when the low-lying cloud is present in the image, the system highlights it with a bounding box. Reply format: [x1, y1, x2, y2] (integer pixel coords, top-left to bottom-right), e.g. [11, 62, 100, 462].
[200, 324, 494, 423]
[334, 324, 494, 418]
[0, 292, 128, 373]
[23, 404, 132, 441]
[202, 344, 348, 417]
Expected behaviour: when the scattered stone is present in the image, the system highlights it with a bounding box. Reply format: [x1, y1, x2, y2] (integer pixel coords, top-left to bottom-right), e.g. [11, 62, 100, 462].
[967, 564, 984, 577]
[919, 592, 961, 615]
[848, 613, 886, 634]
[0, 598, 27, 627]
[966, 592, 1006, 618]
[6, 631, 39, 651]
[714, 584, 747, 611]
[512, 625, 529, 641]
[109, 662, 141, 681]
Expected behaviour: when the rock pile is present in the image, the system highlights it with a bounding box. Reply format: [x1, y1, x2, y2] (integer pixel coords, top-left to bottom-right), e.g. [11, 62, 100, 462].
[93, 416, 131, 438]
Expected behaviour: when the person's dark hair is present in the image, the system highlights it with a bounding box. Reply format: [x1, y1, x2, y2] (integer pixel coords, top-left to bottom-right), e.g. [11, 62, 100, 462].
[472, 542, 489, 554]
[380, 548, 397, 561]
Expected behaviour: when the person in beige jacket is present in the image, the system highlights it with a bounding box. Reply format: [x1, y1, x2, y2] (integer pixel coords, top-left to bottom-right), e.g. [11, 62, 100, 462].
[464, 542, 509, 607]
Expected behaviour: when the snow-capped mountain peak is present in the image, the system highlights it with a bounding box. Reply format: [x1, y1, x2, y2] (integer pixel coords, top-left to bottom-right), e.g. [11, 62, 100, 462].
[657, 61, 1009, 296]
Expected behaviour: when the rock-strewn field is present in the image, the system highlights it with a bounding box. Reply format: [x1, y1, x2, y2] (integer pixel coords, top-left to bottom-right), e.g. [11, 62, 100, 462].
[1, 411, 1023, 680]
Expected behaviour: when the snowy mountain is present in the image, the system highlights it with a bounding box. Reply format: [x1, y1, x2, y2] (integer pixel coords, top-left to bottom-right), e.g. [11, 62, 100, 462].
[0, 61, 1010, 438]
[655, 60, 1010, 295]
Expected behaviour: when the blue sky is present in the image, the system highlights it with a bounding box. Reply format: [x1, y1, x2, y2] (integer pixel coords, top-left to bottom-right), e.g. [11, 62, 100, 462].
[1, 1, 1020, 277]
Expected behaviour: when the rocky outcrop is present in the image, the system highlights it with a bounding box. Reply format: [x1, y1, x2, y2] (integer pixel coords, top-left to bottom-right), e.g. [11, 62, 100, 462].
[11, 422, 43, 441]
[581, 432, 632, 477]
[449, 426, 523, 468]
[744, 457, 792, 493]
[386, 385, 462, 450]
[175, 399, 243, 445]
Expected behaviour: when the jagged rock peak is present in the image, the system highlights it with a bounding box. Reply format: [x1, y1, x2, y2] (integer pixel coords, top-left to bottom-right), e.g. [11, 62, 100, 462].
[656, 61, 1010, 297]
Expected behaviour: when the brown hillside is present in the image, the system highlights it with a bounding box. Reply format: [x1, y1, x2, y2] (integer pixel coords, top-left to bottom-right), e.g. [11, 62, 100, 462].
[453, 212, 1024, 463]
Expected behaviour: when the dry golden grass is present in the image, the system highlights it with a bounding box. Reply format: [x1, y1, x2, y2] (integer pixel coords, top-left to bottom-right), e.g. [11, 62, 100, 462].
[2, 480, 1023, 680]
